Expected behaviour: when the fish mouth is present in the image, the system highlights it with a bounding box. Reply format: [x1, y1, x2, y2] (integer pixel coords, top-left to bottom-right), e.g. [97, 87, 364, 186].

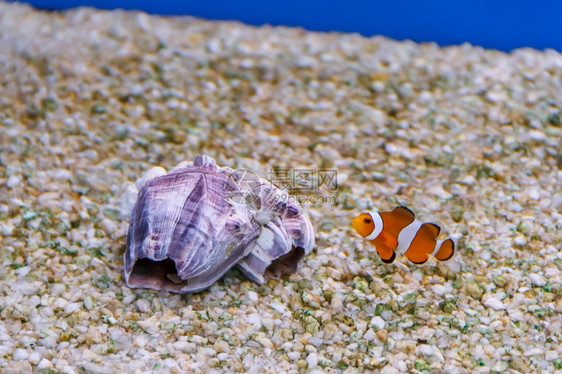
[351, 216, 364, 236]
[128, 257, 188, 292]
[351, 217, 360, 232]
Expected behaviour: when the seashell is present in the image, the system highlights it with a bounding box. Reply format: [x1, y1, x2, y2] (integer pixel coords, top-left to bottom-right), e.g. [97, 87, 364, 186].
[123, 155, 315, 293]
[236, 187, 315, 284]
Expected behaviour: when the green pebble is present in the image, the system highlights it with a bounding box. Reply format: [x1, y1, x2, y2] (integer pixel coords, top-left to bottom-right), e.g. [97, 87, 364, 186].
[440, 300, 457, 314]
[22, 211, 37, 221]
[466, 283, 484, 299]
[41, 97, 58, 112]
[414, 360, 429, 372]
[103, 208, 121, 221]
[492, 276, 507, 287]
[451, 206, 464, 222]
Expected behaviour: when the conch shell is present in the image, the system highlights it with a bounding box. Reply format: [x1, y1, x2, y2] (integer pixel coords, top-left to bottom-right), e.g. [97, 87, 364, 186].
[123, 155, 315, 293]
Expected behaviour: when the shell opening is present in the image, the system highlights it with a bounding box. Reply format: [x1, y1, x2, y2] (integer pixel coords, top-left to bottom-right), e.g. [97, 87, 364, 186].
[129, 257, 187, 292]
[264, 246, 305, 280]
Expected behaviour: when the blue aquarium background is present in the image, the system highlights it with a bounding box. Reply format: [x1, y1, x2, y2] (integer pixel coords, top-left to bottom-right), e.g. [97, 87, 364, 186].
[15, 0, 562, 52]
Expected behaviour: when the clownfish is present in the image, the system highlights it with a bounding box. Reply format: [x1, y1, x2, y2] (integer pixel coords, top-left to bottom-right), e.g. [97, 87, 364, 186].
[352, 206, 455, 264]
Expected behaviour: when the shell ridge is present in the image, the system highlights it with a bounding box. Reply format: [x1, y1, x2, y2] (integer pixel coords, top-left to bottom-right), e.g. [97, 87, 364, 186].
[168, 176, 211, 276]
[193, 155, 217, 169]
[185, 238, 255, 287]
[182, 206, 239, 276]
[159, 173, 207, 259]
[141, 180, 170, 260]
[132, 187, 154, 262]
[171, 174, 233, 278]
[145, 183, 187, 260]
[283, 213, 315, 254]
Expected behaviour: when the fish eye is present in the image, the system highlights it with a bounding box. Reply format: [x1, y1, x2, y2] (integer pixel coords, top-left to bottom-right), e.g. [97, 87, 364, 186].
[363, 218, 372, 224]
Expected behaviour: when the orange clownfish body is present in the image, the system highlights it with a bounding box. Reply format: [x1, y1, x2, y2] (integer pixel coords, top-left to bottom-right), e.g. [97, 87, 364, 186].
[352, 206, 455, 264]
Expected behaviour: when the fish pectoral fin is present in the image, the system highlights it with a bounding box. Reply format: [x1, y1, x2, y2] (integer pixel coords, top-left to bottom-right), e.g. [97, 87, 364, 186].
[381, 232, 398, 248]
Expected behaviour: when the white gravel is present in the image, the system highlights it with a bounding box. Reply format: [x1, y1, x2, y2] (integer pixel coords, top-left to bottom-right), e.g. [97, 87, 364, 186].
[0, 2, 561, 373]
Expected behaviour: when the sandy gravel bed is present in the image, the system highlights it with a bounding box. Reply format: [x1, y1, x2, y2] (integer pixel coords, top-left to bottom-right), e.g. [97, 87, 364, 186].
[0, 3, 561, 373]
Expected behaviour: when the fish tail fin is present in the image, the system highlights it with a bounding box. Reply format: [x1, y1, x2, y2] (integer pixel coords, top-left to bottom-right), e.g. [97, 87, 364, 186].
[434, 238, 455, 261]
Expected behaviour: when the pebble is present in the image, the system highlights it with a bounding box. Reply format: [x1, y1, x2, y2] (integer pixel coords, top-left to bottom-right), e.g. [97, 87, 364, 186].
[12, 349, 28, 361]
[482, 296, 506, 310]
[392, 358, 408, 372]
[370, 316, 386, 330]
[529, 273, 546, 287]
[418, 344, 434, 356]
[136, 299, 151, 313]
[527, 188, 541, 200]
[15, 267, 31, 278]
[269, 300, 287, 313]
[461, 175, 476, 185]
[84, 296, 94, 310]
[545, 350, 558, 361]
[37, 359, 54, 369]
[287, 352, 301, 362]
[472, 345, 484, 360]
[381, 366, 399, 374]
[6, 175, 21, 189]
[524, 348, 543, 356]
[528, 130, 546, 141]
[253, 335, 272, 348]
[363, 329, 376, 341]
[214, 340, 230, 353]
[384, 143, 399, 155]
[130, 84, 144, 96]
[513, 234, 527, 246]
[485, 91, 505, 103]
[247, 313, 261, 327]
[28, 352, 41, 365]
[432, 284, 447, 296]
[555, 298, 562, 313]
[63, 303, 81, 315]
[306, 353, 318, 368]
[247, 291, 258, 303]
[136, 167, 167, 190]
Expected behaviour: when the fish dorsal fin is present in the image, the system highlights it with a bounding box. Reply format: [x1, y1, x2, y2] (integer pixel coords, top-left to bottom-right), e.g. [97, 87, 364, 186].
[392, 206, 416, 221]
[379, 206, 416, 242]
[420, 222, 440, 238]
